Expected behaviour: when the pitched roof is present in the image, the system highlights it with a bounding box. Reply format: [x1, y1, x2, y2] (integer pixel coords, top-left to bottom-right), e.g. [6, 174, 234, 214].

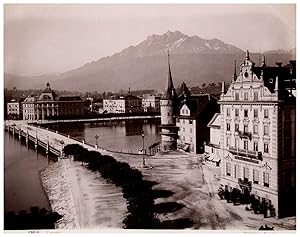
[57, 95, 83, 101]
[177, 82, 191, 98]
[179, 94, 217, 118]
[207, 113, 220, 128]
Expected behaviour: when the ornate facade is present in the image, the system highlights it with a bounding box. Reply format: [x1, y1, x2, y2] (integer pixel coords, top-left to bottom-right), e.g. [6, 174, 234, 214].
[219, 51, 296, 218]
[22, 83, 85, 120]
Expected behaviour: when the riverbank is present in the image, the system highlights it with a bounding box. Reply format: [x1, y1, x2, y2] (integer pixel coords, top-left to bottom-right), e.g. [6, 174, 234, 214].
[40, 158, 127, 230]
[40, 160, 79, 229]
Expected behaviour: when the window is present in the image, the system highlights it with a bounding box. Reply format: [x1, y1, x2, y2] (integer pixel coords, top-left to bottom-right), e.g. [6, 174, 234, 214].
[226, 162, 231, 176]
[263, 172, 270, 187]
[244, 140, 248, 150]
[244, 92, 248, 100]
[264, 109, 269, 118]
[226, 123, 231, 131]
[235, 124, 239, 132]
[244, 109, 248, 118]
[227, 108, 230, 117]
[264, 143, 269, 153]
[254, 109, 258, 118]
[234, 164, 240, 178]
[226, 137, 230, 147]
[189, 120, 193, 124]
[244, 124, 248, 133]
[253, 170, 259, 184]
[253, 141, 258, 151]
[183, 128, 185, 132]
[263, 125, 269, 136]
[235, 108, 239, 117]
[235, 93, 239, 101]
[190, 137, 192, 143]
[243, 167, 249, 181]
[234, 138, 239, 149]
[190, 128, 192, 133]
[254, 92, 258, 101]
[253, 125, 258, 135]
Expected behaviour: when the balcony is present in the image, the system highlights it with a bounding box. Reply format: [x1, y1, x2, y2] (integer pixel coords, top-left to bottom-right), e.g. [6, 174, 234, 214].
[238, 178, 252, 191]
[229, 146, 262, 163]
[238, 131, 252, 140]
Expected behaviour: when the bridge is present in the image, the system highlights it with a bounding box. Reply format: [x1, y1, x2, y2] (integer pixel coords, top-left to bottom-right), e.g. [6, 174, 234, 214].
[34, 114, 161, 125]
[4, 120, 160, 157]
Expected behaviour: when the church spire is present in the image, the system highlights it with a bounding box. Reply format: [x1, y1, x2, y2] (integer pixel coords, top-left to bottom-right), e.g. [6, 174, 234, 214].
[232, 60, 237, 80]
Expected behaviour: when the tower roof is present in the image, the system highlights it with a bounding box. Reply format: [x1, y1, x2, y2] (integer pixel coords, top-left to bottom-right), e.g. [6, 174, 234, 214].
[162, 51, 177, 100]
[232, 60, 237, 80]
[177, 81, 191, 98]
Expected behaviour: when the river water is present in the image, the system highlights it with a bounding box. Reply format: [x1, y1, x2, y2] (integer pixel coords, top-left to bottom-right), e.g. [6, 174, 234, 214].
[4, 132, 56, 212]
[4, 119, 161, 213]
[46, 119, 161, 154]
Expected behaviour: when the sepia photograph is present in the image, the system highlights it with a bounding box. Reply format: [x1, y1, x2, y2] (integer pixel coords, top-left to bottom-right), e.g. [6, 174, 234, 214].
[2, 1, 297, 233]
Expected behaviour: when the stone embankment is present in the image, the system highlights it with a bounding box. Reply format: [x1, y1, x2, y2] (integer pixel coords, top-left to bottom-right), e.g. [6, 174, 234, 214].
[40, 160, 79, 229]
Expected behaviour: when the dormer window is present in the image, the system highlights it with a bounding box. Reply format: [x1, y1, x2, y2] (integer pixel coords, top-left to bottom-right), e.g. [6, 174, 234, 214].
[244, 71, 248, 78]
[235, 93, 239, 101]
[254, 92, 258, 101]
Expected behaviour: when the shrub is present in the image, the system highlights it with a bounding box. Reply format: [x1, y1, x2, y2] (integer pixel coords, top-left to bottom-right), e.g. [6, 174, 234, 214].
[63, 144, 83, 156]
[65, 143, 192, 229]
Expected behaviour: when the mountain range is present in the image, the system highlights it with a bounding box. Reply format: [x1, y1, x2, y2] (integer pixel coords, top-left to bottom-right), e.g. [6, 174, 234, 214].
[4, 30, 295, 92]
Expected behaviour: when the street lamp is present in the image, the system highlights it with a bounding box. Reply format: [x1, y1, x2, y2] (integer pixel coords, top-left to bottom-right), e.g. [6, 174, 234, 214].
[95, 135, 99, 149]
[60, 140, 65, 156]
[141, 130, 145, 167]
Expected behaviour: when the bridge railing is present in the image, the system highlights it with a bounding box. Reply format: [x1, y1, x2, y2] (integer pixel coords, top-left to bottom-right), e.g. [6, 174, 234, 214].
[6, 123, 158, 156]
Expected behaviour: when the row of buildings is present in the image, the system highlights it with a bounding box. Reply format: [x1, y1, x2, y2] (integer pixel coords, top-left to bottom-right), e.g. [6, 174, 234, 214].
[159, 51, 296, 218]
[6, 83, 86, 121]
[7, 84, 162, 120]
[103, 94, 161, 114]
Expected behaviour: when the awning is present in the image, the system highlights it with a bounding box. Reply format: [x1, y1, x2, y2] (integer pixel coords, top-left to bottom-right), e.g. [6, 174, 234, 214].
[183, 144, 190, 151]
[212, 158, 221, 163]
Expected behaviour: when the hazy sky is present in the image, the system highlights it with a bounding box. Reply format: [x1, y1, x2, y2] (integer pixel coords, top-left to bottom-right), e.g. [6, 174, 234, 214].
[4, 4, 296, 76]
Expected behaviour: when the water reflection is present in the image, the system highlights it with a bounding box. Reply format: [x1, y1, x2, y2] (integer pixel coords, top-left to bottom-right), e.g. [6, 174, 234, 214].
[125, 120, 143, 136]
[46, 119, 161, 154]
[4, 132, 56, 212]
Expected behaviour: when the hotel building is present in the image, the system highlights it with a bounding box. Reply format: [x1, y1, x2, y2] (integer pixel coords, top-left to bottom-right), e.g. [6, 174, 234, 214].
[219, 51, 296, 218]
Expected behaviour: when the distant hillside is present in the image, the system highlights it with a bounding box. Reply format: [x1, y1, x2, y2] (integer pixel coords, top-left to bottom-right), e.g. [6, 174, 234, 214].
[4, 31, 295, 92]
